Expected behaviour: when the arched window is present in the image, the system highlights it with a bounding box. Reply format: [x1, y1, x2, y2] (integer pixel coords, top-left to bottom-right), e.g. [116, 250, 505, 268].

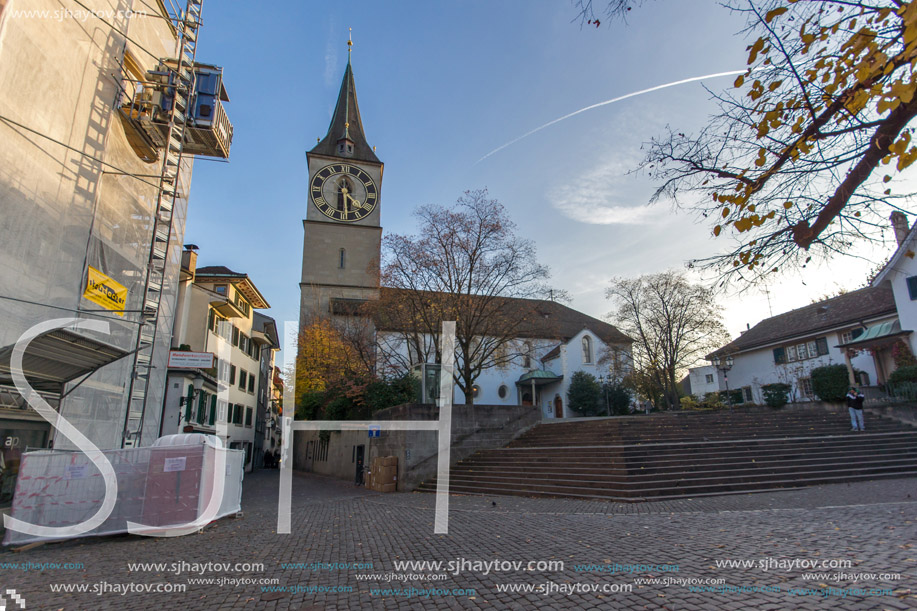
[339, 248, 346, 269]
[582, 335, 593, 364]
[336, 177, 353, 211]
[523, 342, 532, 369]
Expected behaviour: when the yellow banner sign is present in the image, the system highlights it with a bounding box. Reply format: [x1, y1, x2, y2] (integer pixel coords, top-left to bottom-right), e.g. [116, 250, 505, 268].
[84, 266, 127, 316]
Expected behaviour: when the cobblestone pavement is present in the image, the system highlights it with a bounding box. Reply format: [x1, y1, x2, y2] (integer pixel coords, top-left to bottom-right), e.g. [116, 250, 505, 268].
[2, 471, 915, 610]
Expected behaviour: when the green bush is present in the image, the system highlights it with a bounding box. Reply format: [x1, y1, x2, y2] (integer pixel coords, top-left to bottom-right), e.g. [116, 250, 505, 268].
[295, 373, 420, 421]
[680, 395, 699, 410]
[889, 364, 917, 384]
[810, 364, 850, 402]
[701, 392, 725, 410]
[568, 371, 602, 416]
[604, 381, 632, 415]
[761, 383, 791, 408]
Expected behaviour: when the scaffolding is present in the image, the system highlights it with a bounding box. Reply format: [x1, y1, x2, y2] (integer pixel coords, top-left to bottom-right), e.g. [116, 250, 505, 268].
[118, 0, 225, 448]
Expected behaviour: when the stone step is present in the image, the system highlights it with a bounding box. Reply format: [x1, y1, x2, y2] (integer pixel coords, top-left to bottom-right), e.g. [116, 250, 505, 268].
[417, 410, 917, 501]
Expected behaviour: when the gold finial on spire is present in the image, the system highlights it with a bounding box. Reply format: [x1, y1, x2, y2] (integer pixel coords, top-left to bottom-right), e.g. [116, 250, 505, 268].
[347, 27, 353, 58]
[317, 137, 320, 143]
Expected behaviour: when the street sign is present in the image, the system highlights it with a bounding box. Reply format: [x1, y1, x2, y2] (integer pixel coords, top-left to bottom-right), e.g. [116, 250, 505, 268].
[368, 425, 380, 438]
[168, 351, 214, 368]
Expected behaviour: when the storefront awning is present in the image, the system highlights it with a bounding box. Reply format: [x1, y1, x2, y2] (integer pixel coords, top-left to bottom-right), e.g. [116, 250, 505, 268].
[837, 320, 911, 350]
[516, 369, 563, 387]
[0, 329, 130, 395]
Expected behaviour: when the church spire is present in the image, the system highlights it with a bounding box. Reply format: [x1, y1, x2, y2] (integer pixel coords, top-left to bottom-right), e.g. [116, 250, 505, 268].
[310, 32, 380, 164]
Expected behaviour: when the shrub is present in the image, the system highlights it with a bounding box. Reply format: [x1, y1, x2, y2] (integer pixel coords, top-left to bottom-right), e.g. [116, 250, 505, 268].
[680, 395, 699, 410]
[889, 365, 917, 384]
[568, 371, 602, 416]
[892, 340, 917, 368]
[701, 392, 724, 410]
[605, 381, 632, 415]
[810, 364, 850, 402]
[761, 383, 791, 408]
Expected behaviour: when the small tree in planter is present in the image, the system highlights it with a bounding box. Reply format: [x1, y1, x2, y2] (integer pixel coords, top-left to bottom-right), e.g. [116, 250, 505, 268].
[568, 371, 602, 416]
[761, 383, 791, 409]
[810, 364, 850, 403]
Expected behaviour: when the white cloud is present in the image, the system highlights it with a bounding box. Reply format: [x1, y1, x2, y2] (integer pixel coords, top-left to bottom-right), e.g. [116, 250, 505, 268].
[549, 154, 661, 225]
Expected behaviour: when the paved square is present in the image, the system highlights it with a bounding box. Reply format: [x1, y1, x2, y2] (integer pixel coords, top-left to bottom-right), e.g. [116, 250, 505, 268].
[2, 471, 915, 609]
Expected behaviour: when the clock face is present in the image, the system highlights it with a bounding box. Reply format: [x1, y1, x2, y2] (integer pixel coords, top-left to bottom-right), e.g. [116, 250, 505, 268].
[310, 163, 378, 222]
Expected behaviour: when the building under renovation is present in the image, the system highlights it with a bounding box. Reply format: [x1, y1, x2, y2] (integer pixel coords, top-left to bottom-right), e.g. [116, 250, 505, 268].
[0, 0, 232, 505]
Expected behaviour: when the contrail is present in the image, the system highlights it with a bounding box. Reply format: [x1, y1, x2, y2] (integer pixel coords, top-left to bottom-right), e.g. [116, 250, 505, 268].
[475, 70, 746, 165]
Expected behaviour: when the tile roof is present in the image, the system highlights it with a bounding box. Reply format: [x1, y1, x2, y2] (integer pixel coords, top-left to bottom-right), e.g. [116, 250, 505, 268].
[309, 60, 380, 164]
[710, 284, 896, 357]
[375, 287, 632, 346]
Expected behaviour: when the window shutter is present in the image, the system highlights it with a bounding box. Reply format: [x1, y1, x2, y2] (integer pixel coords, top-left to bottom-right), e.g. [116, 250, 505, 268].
[816, 337, 829, 356]
[209, 395, 217, 425]
[198, 391, 206, 424]
[185, 384, 194, 421]
[773, 347, 786, 364]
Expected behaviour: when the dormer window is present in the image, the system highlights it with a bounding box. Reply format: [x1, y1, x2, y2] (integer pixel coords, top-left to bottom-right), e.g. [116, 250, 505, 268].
[337, 139, 354, 156]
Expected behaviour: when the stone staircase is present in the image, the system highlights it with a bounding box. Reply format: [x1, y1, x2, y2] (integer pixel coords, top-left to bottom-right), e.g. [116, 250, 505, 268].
[416, 408, 917, 501]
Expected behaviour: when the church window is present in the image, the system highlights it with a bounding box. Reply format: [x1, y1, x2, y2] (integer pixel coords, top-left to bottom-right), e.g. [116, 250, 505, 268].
[498, 384, 508, 399]
[582, 335, 593, 364]
[339, 248, 346, 269]
[523, 342, 532, 369]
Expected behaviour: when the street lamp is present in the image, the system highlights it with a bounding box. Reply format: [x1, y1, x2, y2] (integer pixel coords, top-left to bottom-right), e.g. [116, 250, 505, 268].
[712, 355, 734, 409]
[597, 374, 610, 416]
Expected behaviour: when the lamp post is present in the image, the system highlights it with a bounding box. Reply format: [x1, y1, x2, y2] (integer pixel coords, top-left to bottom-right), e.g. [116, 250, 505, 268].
[597, 375, 610, 416]
[712, 355, 734, 409]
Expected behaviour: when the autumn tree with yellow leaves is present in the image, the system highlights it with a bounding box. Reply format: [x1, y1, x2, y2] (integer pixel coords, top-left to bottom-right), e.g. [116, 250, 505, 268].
[581, 0, 917, 280]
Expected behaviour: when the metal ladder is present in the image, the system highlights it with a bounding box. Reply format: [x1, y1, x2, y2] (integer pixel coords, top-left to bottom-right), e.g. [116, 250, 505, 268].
[122, 0, 204, 447]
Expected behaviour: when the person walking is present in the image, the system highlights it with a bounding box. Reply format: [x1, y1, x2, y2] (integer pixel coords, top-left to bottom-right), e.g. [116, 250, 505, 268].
[846, 386, 866, 431]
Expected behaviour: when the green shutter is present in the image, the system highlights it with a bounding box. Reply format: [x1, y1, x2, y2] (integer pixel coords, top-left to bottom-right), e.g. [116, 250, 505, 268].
[209, 394, 217, 425]
[185, 384, 194, 421]
[197, 391, 206, 424]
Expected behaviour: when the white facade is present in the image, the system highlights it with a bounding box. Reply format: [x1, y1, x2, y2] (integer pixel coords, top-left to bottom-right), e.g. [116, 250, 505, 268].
[873, 219, 917, 357]
[714, 322, 891, 405]
[381, 327, 631, 419]
[160, 251, 273, 471]
[687, 365, 721, 397]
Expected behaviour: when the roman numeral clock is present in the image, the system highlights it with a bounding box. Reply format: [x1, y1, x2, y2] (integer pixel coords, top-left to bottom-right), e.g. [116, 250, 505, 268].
[310, 164, 378, 222]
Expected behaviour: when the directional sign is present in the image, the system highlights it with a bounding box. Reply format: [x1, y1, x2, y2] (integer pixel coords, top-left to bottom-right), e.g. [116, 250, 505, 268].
[368, 425, 381, 438]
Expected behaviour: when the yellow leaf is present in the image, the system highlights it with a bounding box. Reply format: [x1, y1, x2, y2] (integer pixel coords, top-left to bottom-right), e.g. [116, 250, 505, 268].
[734, 74, 745, 88]
[713, 225, 722, 237]
[765, 7, 788, 23]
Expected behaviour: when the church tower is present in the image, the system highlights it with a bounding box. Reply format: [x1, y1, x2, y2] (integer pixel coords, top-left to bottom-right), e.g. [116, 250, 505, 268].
[300, 41, 383, 327]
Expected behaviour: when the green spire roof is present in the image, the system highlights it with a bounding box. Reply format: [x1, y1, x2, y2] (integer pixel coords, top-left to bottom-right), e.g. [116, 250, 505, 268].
[310, 59, 380, 164]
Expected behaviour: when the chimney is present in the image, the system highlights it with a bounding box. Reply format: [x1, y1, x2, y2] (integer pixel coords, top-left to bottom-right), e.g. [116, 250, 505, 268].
[891, 211, 909, 247]
[181, 244, 199, 278]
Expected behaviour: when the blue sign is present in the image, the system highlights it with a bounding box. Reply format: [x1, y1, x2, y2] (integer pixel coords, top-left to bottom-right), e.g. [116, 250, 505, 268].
[368, 425, 381, 438]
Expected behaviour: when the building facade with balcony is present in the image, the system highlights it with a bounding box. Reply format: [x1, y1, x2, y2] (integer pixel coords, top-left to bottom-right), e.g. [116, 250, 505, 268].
[161, 248, 272, 471]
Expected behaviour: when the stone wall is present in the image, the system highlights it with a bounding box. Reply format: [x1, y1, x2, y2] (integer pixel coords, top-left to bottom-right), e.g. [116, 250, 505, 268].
[292, 403, 540, 491]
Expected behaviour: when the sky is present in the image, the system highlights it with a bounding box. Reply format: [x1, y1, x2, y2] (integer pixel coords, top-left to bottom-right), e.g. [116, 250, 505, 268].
[183, 0, 905, 359]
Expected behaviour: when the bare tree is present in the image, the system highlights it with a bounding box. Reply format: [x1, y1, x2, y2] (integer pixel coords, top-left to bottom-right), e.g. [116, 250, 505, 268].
[581, 0, 917, 281]
[373, 189, 553, 403]
[607, 271, 731, 409]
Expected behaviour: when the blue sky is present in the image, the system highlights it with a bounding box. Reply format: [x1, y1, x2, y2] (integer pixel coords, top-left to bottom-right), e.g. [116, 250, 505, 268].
[185, 0, 901, 353]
